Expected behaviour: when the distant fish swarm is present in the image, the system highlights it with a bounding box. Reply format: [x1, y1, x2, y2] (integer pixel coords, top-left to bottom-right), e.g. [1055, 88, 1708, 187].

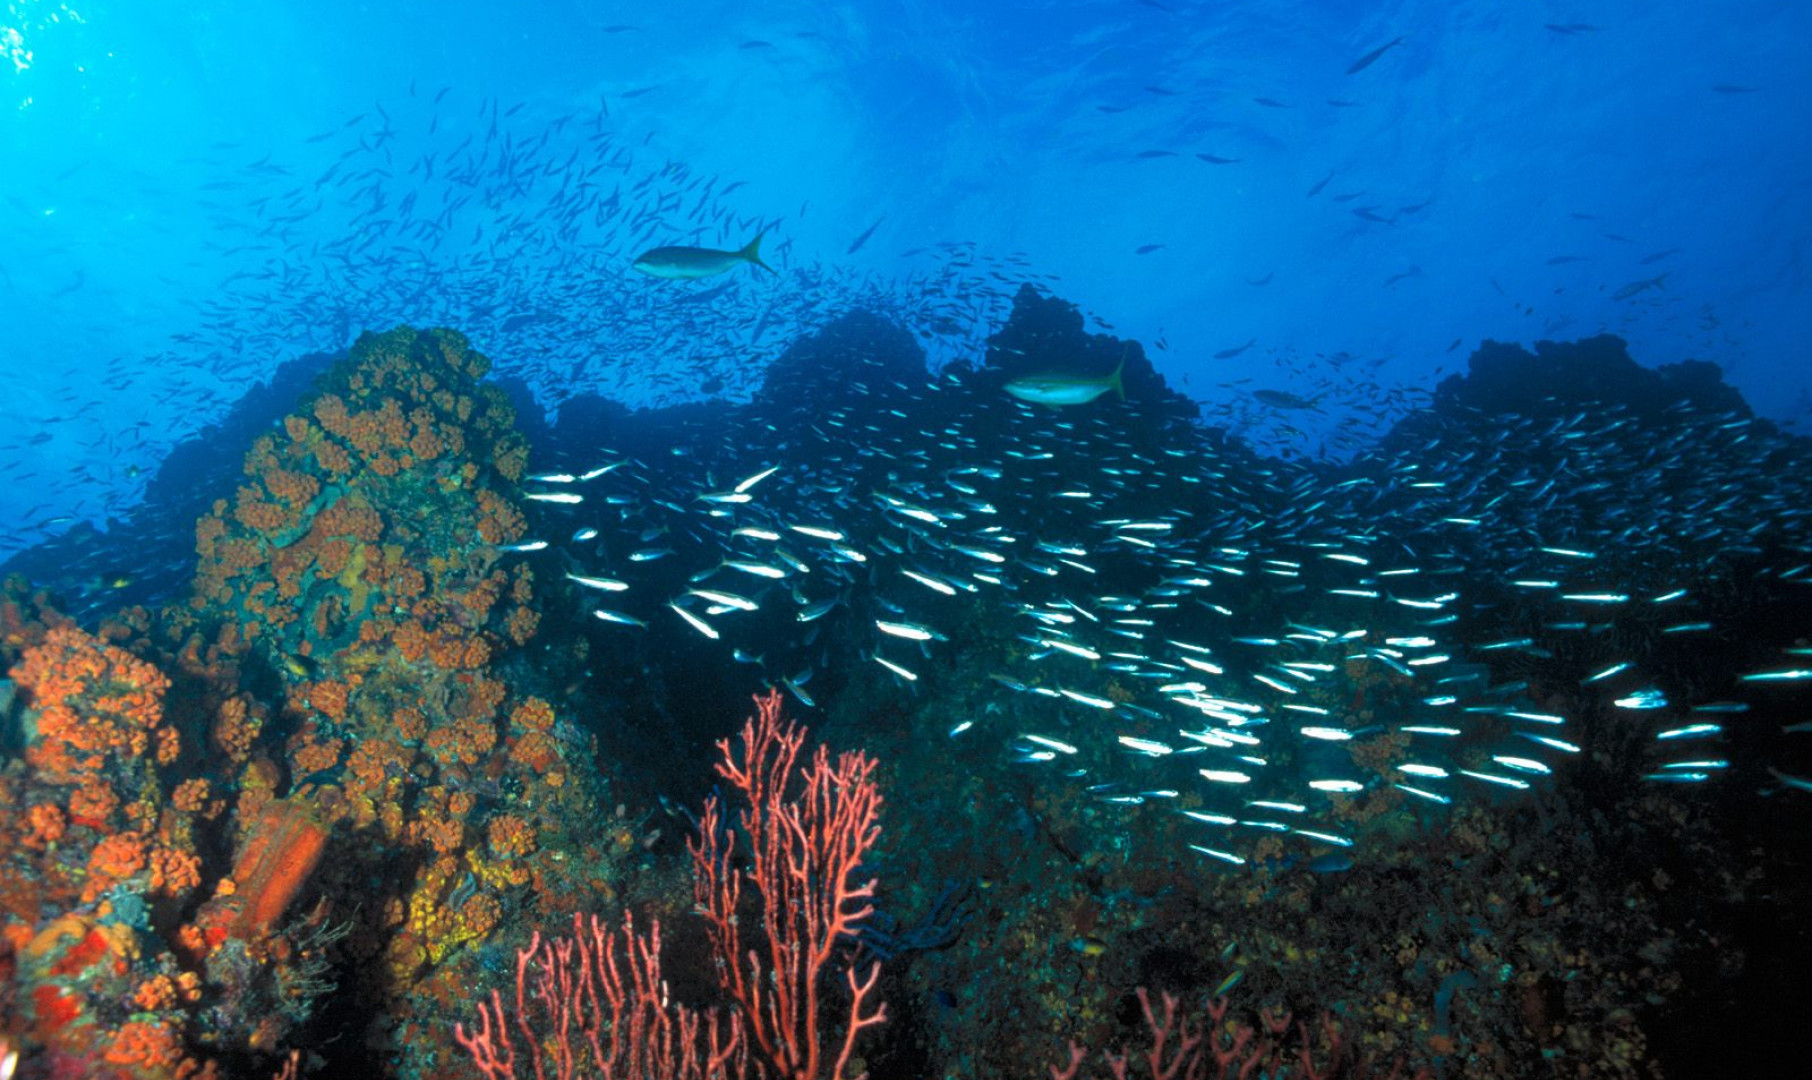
[491, 356, 1809, 867]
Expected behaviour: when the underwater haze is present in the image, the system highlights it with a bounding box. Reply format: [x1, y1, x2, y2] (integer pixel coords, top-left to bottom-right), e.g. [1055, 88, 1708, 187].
[2, 2, 1811, 1079]
[4, 0, 1810, 544]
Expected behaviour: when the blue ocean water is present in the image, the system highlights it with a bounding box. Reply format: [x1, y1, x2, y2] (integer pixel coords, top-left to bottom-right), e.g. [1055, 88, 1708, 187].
[2, 0, 1808, 549]
[2, 3, 1811, 1079]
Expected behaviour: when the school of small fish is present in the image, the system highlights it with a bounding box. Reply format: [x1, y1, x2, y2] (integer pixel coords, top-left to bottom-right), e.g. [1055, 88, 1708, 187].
[3, 55, 1802, 873]
[0, 89, 1053, 560]
[499, 353, 1812, 868]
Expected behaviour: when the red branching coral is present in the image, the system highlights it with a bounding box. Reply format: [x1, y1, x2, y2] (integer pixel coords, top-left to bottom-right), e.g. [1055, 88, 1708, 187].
[690, 690, 887, 1080]
[1049, 991, 1432, 1080]
[458, 911, 746, 1080]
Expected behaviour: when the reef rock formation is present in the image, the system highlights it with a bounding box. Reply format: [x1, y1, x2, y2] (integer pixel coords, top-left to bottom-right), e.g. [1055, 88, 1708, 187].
[1, 328, 648, 1079]
[1432, 334, 1749, 420]
[965, 284, 1198, 427]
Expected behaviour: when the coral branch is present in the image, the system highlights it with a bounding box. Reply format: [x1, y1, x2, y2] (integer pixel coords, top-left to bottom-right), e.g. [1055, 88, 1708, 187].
[689, 690, 886, 1080]
[453, 910, 744, 1080]
[1055, 990, 1429, 1080]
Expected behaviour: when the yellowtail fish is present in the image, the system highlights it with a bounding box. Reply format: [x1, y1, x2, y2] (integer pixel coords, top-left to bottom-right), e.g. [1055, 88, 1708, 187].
[1251, 389, 1319, 409]
[632, 232, 773, 280]
[1612, 272, 1668, 301]
[1003, 361, 1124, 407]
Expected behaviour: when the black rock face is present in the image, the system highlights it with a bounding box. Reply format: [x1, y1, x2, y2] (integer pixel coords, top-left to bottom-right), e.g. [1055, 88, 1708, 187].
[1433, 335, 1750, 421]
[961, 284, 1197, 425]
[756, 308, 928, 409]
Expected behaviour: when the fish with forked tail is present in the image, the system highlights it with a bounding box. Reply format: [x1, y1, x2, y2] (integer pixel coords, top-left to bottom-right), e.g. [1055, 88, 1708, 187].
[633, 232, 774, 280]
[1005, 361, 1126, 407]
[1612, 272, 1669, 301]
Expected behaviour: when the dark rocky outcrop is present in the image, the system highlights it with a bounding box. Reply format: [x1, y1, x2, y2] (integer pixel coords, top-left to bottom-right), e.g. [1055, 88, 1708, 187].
[960, 284, 1197, 425]
[1432, 335, 1749, 420]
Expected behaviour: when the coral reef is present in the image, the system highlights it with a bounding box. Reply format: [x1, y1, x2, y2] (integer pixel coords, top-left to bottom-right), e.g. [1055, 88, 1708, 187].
[2, 312, 1805, 1080]
[458, 691, 883, 1080]
[689, 690, 886, 1080]
[1, 329, 642, 1078]
[1051, 990, 1430, 1079]
[845, 606, 1749, 1078]
[457, 910, 746, 1080]
[1, 619, 218, 1079]
[178, 327, 639, 1073]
